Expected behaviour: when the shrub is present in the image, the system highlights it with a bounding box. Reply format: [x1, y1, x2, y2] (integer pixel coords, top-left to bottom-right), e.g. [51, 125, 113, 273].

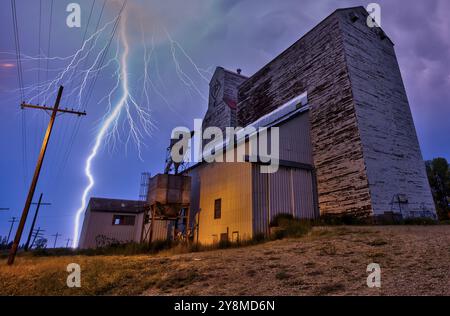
[283, 219, 311, 238]
[149, 240, 173, 253]
[270, 214, 312, 239]
[270, 214, 294, 227]
[252, 233, 266, 243]
[275, 271, 290, 280]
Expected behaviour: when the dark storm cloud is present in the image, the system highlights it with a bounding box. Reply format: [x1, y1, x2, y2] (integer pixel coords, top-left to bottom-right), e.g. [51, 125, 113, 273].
[0, 0, 448, 242]
[382, 0, 450, 104]
[195, 0, 450, 158]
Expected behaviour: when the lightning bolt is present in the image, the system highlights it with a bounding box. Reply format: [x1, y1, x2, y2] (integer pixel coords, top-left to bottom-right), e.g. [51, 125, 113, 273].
[1, 2, 213, 248]
[72, 14, 133, 248]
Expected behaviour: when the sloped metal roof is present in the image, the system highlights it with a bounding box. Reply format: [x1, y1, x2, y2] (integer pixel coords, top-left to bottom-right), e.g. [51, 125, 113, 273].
[88, 197, 146, 214]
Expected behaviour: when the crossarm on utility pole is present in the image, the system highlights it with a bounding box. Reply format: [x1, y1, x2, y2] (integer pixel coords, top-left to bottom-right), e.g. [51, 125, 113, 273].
[20, 103, 87, 116]
[7, 85, 86, 265]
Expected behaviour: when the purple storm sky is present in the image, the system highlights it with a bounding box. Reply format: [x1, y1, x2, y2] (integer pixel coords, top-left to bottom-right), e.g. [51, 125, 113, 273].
[0, 0, 449, 246]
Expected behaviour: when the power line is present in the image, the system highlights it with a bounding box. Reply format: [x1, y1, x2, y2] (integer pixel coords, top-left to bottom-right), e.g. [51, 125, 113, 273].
[40, 0, 56, 188]
[7, 86, 87, 265]
[24, 193, 52, 251]
[30, 227, 45, 249]
[53, 0, 98, 182]
[37, 0, 42, 104]
[64, 0, 97, 104]
[55, 0, 106, 181]
[66, 0, 107, 110]
[56, 0, 127, 180]
[11, 0, 28, 186]
[7, 217, 18, 244]
[49, 1, 98, 188]
[34, 0, 43, 184]
[82, 0, 128, 112]
[44, 0, 54, 104]
[10, 0, 24, 101]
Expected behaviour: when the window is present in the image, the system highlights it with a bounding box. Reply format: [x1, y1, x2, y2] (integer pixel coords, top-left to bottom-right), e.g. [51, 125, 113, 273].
[112, 215, 135, 226]
[214, 199, 222, 219]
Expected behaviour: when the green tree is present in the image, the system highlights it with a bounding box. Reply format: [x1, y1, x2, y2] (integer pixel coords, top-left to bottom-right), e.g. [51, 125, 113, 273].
[426, 158, 450, 220]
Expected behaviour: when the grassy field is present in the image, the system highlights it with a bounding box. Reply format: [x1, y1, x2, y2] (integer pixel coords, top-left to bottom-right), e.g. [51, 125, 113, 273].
[0, 226, 449, 296]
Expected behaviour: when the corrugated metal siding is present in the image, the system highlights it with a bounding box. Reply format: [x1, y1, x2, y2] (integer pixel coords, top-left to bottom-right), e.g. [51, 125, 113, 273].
[142, 219, 170, 242]
[252, 165, 317, 235]
[252, 111, 317, 235]
[187, 168, 201, 229]
[292, 169, 318, 219]
[278, 111, 313, 164]
[195, 162, 253, 245]
[252, 167, 269, 236]
[269, 167, 292, 217]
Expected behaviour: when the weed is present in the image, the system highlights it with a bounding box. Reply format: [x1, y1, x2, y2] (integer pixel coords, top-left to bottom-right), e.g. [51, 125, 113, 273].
[275, 271, 290, 280]
[320, 243, 337, 256]
[156, 270, 202, 290]
[367, 239, 388, 247]
[316, 282, 345, 295]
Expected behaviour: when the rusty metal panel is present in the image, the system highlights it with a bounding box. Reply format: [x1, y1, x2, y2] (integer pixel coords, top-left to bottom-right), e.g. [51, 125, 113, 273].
[147, 174, 191, 205]
[141, 217, 171, 243]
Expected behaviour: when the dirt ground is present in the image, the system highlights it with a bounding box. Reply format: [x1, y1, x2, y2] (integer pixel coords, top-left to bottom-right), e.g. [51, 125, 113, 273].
[1, 226, 449, 296]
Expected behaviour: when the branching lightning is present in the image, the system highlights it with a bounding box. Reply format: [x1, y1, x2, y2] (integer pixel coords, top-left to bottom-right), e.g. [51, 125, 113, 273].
[72, 11, 158, 247]
[2, 2, 212, 248]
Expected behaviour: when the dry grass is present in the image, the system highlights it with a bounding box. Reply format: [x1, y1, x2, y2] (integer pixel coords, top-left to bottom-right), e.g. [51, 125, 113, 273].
[1, 226, 449, 296]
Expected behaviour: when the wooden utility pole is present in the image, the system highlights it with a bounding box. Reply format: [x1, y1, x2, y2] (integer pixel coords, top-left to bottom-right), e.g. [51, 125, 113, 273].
[30, 227, 45, 249]
[24, 193, 51, 251]
[7, 86, 86, 265]
[65, 238, 71, 248]
[51, 232, 61, 248]
[7, 217, 18, 244]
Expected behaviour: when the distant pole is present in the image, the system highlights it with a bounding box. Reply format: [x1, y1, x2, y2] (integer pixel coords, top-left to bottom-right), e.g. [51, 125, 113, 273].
[24, 193, 51, 251]
[7, 86, 86, 265]
[30, 227, 43, 249]
[7, 217, 18, 244]
[65, 238, 71, 248]
[52, 232, 61, 248]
